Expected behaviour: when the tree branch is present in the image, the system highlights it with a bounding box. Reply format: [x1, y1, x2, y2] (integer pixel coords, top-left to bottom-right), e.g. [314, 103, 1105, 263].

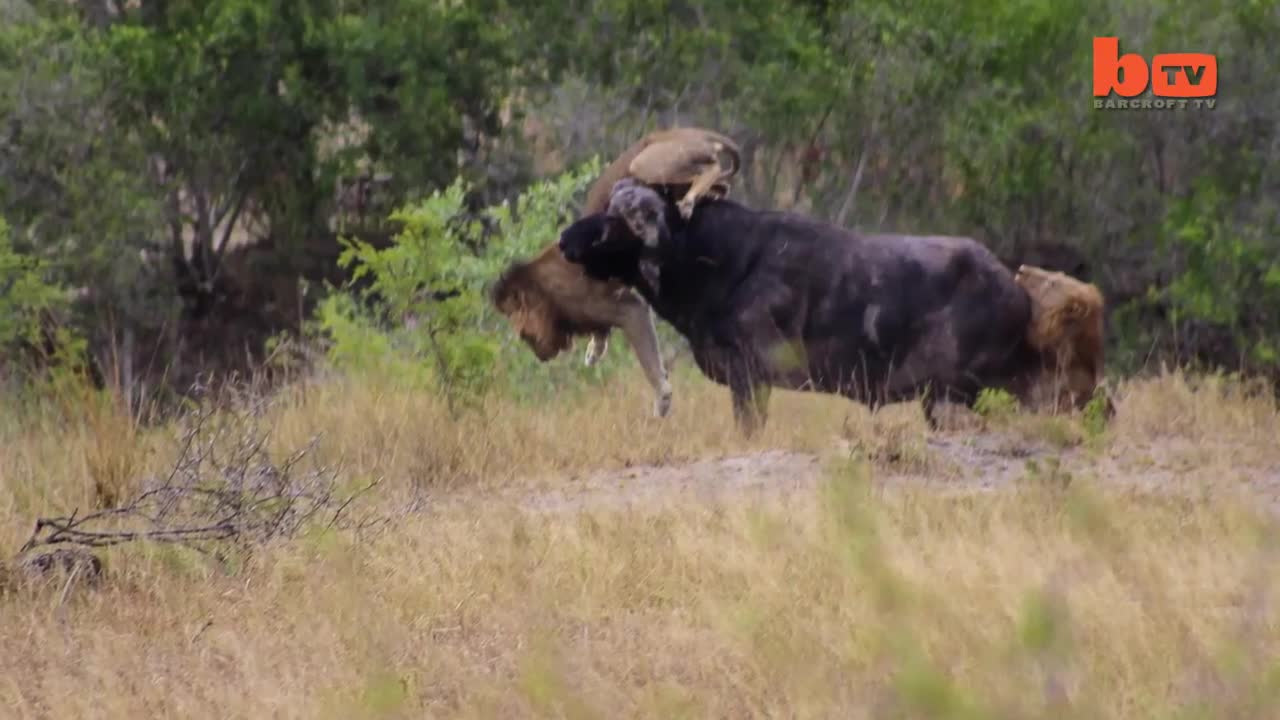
[15, 386, 389, 563]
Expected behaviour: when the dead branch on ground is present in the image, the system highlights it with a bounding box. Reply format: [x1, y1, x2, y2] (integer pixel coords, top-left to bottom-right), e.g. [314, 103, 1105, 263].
[16, 384, 388, 567]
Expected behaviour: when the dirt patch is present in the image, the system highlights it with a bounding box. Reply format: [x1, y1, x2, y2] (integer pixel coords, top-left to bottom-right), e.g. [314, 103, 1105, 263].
[426, 426, 1280, 518]
[522, 449, 827, 512]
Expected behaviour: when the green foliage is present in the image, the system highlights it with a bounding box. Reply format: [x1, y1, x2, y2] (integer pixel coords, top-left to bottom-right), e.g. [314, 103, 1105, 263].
[314, 158, 616, 412]
[2, 0, 1279, 397]
[99, 0, 524, 255]
[892, 650, 992, 720]
[0, 217, 66, 351]
[1160, 186, 1280, 370]
[1018, 587, 1069, 654]
[1082, 390, 1112, 439]
[1, 0, 538, 398]
[312, 293, 416, 382]
[0, 215, 89, 395]
[0, 11, 166, 335]
[1021, 457, 1075, 493]
[357, 669, 410, 718]
[973, 388, 1020, 419]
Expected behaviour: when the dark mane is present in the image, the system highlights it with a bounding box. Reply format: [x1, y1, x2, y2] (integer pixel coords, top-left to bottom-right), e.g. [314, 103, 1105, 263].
[490, 258, 531, 307]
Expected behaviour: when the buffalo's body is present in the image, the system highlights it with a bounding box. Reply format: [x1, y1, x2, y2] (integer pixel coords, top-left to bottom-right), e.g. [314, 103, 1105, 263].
[560, 195, 1044, 432]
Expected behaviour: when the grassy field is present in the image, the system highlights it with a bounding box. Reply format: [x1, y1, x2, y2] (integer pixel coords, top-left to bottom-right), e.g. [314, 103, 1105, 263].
[1, 365, 1279, 719]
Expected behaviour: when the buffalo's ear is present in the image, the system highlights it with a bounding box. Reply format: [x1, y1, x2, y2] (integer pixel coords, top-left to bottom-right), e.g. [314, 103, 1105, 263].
[558, 213, 609, 262]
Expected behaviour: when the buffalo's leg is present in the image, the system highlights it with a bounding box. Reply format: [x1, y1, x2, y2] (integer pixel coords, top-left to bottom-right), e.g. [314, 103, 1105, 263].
[617, 297, 673, 418]
[712, 306, 790, 436]
[928, 382, 990, 430]
[731, 375, 771, 438]
[709, 341, 771, 437]
[920, 389, 940, 431]
[692, 341, 769, 437]
[584, 330, 610, 367]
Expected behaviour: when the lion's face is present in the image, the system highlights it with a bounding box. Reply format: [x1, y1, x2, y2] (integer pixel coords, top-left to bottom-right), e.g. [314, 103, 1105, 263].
[517, 313, 572, 361]
[492, 265, 573, 363]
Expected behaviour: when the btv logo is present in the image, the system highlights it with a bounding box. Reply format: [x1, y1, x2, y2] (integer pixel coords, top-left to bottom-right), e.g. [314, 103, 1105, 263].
[1092, 37, 1218, 109]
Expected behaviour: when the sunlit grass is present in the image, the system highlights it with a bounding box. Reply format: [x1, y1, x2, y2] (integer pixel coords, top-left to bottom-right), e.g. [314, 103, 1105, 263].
[0, 365, 1277, 718]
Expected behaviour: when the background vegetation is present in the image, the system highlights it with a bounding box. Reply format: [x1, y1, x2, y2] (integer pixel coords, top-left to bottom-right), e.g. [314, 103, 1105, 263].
[1, 0, 1277, 407]
[2, 1, 1279, 717]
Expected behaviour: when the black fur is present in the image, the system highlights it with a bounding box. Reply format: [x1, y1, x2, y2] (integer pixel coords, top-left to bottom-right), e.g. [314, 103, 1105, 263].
[559, 195, 1042, 434]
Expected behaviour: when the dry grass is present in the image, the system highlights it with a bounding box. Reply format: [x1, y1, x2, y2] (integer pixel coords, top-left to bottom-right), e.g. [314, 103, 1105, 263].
[0, 363, 855, 551]
[1, 365, 1279, 718]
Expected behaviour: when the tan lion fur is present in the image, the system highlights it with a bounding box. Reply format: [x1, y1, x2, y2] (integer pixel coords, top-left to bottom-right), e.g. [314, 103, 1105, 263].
[1015, 264, 1109, 414]
[582, 127, 742, 218]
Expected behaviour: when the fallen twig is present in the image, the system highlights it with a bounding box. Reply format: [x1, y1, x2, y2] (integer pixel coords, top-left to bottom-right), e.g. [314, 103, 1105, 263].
[16, 383, 388, 566]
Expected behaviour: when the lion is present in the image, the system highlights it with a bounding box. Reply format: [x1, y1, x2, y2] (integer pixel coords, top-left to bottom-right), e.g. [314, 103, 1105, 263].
[1014, 264, 1112, 416]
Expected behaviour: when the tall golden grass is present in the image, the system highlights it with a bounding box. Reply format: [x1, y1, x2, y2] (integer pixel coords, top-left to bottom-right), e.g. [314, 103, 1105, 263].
[1, 364, 1278, 718]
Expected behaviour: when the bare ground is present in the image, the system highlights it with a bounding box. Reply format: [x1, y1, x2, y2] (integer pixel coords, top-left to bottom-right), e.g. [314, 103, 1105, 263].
[430, 422, 1280, 518]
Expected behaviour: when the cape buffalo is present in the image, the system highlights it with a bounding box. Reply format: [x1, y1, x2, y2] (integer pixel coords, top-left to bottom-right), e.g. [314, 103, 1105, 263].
[558, 179, 1103, 435]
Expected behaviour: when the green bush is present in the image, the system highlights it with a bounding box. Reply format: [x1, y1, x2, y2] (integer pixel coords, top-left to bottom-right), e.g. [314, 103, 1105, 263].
[0, 216, 87, 392]
[311, 157, 656, 413]
[973, 388, 1020, 420]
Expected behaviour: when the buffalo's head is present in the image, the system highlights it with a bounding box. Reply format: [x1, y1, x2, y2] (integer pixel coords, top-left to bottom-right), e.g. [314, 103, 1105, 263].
[604, 178, 671, 250]
[559, 179, 674, 295]
[561, 180, 673, 258]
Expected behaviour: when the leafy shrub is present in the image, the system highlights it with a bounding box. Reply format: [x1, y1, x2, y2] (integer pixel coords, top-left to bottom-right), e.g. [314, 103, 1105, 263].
[0, 217, 64, 349]
[973, 387, 1020, 419]
[0, 215, 88, 394]
[1082, 389, 1112, 439]
[312, 157, 651, 413]
[1160, 187, 1280, 369]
